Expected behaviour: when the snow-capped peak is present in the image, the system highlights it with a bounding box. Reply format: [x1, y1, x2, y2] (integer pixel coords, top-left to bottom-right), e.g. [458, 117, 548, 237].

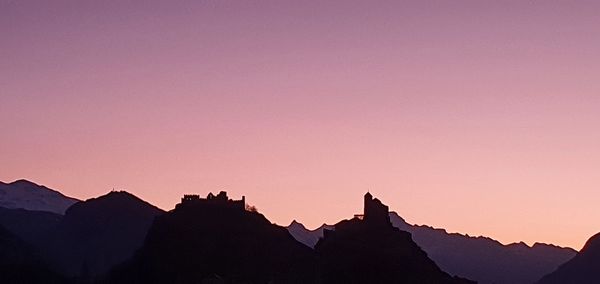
[0, 179, 80, 214]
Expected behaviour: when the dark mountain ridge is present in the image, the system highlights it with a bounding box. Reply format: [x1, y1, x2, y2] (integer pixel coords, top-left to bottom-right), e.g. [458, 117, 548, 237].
[109, 192, 316, 283]
[110, 192, 473, 283]
[538, 232, 600, 284]
[0, 224, 67, 284]
[39, 191, 165, 279]
[0, 180, 582, 284]
[289, 210, 576, 284]
[0, 207, 62, 245]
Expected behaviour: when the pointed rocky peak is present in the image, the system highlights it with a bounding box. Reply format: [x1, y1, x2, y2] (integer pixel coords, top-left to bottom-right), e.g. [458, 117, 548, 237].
[289, 219, 306, 229]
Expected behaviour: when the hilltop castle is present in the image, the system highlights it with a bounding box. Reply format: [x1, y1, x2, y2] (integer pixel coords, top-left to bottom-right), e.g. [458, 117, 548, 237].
[363, 192, 391, 226]
[177, 191, 245, 211]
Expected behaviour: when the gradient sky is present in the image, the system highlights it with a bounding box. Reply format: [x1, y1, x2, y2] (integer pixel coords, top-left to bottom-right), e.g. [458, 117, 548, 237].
[2, 0, 600, 250]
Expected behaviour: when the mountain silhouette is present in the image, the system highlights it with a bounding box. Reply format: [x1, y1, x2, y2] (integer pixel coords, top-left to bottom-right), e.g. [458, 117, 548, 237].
[314, 192, 474, 284]
[0, 179, 582, 283]
[0, 224, 67, 284]
[0, 207, 62, 245]
[109, 192, 316, 284]
[39, 191, 164, 279]
[289, 211, 575, 284]
[0, 180, 79, 214]
[389, 212, 576, 284]
[287, 220, 333, 248]
[537, 232, 600, 284]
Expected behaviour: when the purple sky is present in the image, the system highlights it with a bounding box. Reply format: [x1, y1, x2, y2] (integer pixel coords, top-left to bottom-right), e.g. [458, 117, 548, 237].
[2, 0, 600, 249]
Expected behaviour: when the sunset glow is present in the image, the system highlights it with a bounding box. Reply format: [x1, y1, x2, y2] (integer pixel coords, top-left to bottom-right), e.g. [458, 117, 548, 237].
[2, 1, 600, 250]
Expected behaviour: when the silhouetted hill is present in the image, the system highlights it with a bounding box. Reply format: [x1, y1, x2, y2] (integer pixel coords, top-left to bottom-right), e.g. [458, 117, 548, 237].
[40, 191, 164, 279]
[0, 207, 62, 245]
[538, 232, 600, 284]
[0, 224, 68, 284]
[0, 180, 79, 214]
[289, 211, 575, 284]
[314, 192, 473, 284]
[109, 192, 316, 284]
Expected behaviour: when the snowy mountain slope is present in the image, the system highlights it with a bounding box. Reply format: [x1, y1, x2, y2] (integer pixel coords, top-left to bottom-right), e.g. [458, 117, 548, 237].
[0, 179, 79, 214]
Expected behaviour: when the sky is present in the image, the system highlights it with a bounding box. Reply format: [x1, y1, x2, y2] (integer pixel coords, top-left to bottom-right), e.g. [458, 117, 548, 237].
[2, 0, 600, 250]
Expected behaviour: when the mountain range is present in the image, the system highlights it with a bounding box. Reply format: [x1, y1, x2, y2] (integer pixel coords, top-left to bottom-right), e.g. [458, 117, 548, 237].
[0, 178, 598, 284]
[288, 212, 576, 284]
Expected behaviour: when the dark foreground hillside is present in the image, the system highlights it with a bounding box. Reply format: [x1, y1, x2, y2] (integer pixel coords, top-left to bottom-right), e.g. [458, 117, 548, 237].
[0, 224, 67, 284]
[288, 210, 575, 284]
[315, 193, 473, 284]
[39, 191, 164, 278]
[538, 232, 600, 284]
[109, 192, 474, 284]
[108, 192, 316, 283]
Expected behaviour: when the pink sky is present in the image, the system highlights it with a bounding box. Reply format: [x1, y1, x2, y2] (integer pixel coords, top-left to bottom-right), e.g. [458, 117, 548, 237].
[2, 0, 600, 250]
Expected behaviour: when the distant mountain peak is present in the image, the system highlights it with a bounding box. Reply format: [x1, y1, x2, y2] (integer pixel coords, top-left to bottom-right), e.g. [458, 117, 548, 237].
[288, 220, 332, 231]
[289, 219, 305, 228]
[0, 179, 79, 214]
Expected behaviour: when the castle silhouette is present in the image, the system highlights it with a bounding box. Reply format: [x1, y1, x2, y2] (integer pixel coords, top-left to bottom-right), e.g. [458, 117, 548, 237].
[363, 192, 391, 226]
[177, 191, 245, 211]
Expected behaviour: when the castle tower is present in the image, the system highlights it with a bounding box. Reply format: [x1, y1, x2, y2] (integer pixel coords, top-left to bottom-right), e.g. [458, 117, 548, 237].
[363, 192, 391, 226]
[364, 192, 373, 216]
